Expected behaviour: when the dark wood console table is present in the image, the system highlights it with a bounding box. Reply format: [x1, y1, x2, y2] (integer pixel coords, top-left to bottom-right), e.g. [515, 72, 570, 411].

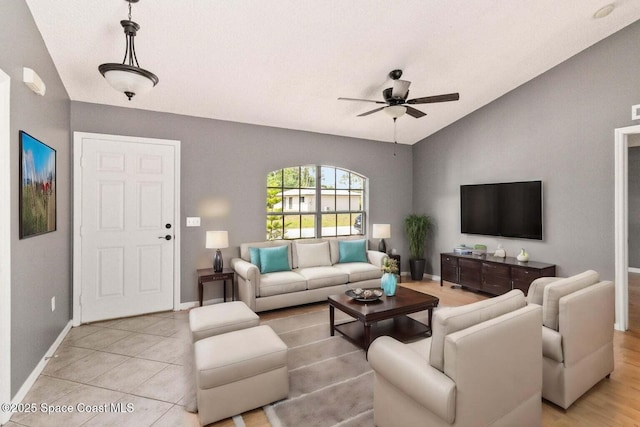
[440, 252, 555, 296]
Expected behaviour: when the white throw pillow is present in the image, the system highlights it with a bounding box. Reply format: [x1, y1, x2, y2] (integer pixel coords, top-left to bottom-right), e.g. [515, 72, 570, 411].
[295, 242, 332, 269]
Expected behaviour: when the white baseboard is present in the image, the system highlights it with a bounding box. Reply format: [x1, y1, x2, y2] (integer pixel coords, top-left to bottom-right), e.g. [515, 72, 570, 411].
[178, 297, 225, 311]
[3, 320, 73, 424]
[425, 274, 441, 282]
[628, 267, 640, 274]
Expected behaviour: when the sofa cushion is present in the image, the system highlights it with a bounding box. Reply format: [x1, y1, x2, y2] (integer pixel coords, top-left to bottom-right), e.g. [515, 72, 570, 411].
[240, 241, 292, 266]
[259, 245, 291, 274]
[333, 262, 382, 282]
[295, 241, 332, 269]
[194, 325, 287, 390]
[338, 239, 368, 263]
[297, 266, 349, 290]
[542, 326, 563, 362]
[259, 271, 307, 297]
[429, 290, 526, 372]
[542, 270, 599, 330]
[527, 276, 563, 305]
[249, 247, 261, 269]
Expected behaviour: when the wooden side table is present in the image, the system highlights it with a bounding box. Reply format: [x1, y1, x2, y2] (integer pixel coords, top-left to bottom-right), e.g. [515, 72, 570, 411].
[197, 267, 235, 306]
[388, 253, 401, 283]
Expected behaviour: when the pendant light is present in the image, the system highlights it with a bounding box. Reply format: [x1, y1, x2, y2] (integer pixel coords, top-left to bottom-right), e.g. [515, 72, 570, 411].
[99, 0, 159, 100]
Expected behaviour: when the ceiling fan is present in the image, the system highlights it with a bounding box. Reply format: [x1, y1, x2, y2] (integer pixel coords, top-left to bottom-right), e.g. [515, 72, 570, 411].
[338, 69, 459, 118]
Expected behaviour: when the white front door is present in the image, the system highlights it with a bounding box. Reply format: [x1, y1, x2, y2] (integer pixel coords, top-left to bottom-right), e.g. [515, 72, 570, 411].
[76, 133, 179, 323]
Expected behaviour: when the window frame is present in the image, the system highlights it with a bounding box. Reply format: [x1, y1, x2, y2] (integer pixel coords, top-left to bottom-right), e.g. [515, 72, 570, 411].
[266, 165, 367, 240]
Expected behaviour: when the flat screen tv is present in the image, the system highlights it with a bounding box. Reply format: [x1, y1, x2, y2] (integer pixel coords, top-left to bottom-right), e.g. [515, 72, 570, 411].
[460, 181, 542, 240]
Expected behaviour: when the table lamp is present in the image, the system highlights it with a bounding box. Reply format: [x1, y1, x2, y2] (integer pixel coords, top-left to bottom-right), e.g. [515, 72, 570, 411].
[372, 224, 391, 253]
[206, 231, 229, 272]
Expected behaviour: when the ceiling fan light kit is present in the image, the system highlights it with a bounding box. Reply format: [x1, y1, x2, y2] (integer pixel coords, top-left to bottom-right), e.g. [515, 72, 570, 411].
[98, 0, 159, 100]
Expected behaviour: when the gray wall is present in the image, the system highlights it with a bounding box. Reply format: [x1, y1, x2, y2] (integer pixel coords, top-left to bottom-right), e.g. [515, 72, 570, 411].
[412, 20, 640, 280]
[70, 104, 413, 303]
[630, 145, 640, 268]
[0, 1, 71, 396]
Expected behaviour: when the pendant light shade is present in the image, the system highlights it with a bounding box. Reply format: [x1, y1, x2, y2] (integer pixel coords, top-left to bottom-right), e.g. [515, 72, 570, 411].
[99, 0, 158, 100]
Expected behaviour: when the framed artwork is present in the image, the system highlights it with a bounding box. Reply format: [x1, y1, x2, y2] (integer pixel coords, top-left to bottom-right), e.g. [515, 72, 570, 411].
[19, 130, 56, 239]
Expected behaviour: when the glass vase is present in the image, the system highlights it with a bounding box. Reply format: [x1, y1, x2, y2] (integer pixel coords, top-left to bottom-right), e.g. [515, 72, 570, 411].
[381, 272, 397, 296]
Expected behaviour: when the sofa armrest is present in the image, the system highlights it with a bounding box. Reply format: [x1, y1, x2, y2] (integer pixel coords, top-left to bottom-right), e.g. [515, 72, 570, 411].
[367, 250, 388, 268]
[230, 257, 260, 301]
[368, 336, 456, 424]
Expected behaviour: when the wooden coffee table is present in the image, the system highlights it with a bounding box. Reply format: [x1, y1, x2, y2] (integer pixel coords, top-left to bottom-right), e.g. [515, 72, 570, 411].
[328, 286, 439, 351]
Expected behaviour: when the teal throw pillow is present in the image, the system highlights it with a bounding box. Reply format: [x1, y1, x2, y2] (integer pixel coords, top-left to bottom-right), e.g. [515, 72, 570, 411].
[338, 239, 368, 263]
[259, 245, 290, 274]
[249, 247, 261, 269]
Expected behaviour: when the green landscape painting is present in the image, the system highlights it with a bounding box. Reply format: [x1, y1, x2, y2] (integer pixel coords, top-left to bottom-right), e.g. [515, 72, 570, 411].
[20, 131, 56, 238]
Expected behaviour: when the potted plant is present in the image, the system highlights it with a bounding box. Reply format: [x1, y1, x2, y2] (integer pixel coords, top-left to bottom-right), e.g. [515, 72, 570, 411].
[404, 214, 433, 281]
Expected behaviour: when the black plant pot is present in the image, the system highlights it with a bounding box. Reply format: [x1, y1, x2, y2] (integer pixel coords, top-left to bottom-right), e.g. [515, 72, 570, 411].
[409, 259, 426, 281]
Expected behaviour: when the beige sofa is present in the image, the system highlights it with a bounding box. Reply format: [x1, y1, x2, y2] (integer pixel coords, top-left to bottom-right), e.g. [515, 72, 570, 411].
[527, 270, 614, 409]
[368, 290, 543, 427]
[230, 237, 387, 312]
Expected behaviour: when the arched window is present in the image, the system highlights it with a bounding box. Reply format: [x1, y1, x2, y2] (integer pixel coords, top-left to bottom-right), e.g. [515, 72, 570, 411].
[266, 165, 367, 240]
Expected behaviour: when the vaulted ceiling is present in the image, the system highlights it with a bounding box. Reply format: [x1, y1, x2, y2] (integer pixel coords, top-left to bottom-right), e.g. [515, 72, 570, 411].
[26, 1, 640, 144]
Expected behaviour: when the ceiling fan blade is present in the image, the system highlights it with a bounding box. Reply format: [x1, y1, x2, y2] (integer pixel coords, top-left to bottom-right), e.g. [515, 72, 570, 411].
[392, 80, 411, 99]
[405, 106, 426, 118]
[338, 97, 386, 104]
[406, 92, 460, 104]
[357, 106, 386, 117]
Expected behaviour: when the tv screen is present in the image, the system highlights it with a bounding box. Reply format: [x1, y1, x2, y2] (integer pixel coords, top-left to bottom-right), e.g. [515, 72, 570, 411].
[460, 181, 542, 240]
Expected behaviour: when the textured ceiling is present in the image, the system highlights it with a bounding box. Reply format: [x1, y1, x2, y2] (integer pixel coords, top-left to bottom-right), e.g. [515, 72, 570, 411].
[26, 0, 640, 144]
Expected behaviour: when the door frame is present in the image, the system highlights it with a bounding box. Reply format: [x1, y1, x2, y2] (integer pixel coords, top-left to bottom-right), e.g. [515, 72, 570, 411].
[614, 124, 640, 331]
[0, 69, 12, 423]
[73, 132, 181, 326]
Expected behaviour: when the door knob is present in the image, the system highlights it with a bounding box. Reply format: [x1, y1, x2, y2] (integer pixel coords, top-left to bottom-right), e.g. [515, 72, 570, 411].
[158, 235, 172, 240]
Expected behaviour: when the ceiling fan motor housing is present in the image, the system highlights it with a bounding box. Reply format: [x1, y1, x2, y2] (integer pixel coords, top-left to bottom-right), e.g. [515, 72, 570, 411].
[383, 87, 406, 104]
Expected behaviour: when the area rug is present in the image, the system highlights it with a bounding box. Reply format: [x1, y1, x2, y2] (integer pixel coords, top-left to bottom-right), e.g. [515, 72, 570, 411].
[261, 306, 433, 427]
[184, 305, 433, 427]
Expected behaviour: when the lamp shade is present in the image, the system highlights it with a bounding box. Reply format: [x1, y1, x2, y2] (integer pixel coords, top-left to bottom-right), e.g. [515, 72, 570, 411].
[372, 224, 391, 239]
[206, 231, 229, 249]
[100, 65, 157, 97]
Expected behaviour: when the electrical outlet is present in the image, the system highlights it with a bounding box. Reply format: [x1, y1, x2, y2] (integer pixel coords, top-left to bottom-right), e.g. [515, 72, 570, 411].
[186, 217, 201, 227]
[51, 296, 55, 312]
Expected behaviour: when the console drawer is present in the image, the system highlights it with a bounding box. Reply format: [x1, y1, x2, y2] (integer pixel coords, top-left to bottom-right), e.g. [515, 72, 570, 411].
[482, 263, 511, 295]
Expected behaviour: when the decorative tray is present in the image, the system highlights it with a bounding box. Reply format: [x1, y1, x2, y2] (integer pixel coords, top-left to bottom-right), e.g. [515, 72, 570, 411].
[345, 288, 383, 302]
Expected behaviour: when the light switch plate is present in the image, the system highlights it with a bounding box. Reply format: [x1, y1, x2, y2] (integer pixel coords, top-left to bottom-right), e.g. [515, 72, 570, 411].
[633, 104, 640, 120]
[186, 217, 201, 227]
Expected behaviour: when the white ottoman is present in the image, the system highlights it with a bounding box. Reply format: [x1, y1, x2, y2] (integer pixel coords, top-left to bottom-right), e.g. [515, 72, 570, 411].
[189, 301, 259, 343]
[194, 325, 289, 425]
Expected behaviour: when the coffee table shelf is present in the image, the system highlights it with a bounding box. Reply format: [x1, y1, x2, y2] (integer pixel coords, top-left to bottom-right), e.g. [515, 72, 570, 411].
[334, 315, 430, 350]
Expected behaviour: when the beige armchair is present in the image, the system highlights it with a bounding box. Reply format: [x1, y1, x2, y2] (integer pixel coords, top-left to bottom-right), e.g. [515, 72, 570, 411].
[368, 290, 542, 427]
[527, 270, 614, 409]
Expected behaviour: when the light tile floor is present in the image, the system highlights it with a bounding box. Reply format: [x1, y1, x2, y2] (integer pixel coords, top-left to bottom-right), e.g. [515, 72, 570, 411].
[8, 310, 201, 427]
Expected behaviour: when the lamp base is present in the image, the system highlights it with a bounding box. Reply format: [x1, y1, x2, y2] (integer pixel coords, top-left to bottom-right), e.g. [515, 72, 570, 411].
[213, 249, 223, 273]
[378, 239, 387, 254]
